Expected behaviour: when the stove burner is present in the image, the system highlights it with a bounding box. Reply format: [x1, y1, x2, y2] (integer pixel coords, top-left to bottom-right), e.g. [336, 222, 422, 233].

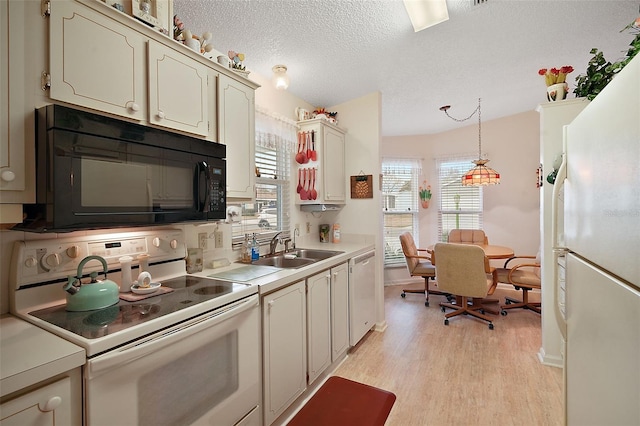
[194, 285, 231, 295]
[84, 305, 120, 327]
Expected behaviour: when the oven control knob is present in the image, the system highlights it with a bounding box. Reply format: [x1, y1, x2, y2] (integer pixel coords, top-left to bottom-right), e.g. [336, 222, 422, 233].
[152, 237, 161, 248]
[170, 239, 178, 249]
[24, 257, 38, 268]
[66, 245, 80, 258]
[44, 253, 61, 269]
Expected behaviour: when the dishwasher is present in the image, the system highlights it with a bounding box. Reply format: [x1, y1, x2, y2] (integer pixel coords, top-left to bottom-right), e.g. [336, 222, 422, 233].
[349, 250, 376, 346]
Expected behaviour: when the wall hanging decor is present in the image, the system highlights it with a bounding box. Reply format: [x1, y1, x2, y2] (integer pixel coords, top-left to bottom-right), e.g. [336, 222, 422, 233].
[419, 180, 432, 208]
[350, 173, 373, 199]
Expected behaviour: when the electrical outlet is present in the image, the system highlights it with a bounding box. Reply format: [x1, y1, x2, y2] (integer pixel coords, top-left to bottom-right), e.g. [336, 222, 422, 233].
[198, 232, 208, 249]
[214, 230, 224, 248]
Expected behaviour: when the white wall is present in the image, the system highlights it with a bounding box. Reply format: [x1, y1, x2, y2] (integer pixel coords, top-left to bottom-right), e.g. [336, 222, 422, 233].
[383, 110, 541, 286]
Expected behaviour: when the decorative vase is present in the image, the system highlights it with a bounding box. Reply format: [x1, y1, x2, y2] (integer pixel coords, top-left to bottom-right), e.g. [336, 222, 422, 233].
[421, 199, 430, 209]
[547, 82, 568, 102]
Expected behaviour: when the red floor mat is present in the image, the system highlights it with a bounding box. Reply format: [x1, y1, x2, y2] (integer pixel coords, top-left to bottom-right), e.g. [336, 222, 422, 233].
[288, 376, 396, 426]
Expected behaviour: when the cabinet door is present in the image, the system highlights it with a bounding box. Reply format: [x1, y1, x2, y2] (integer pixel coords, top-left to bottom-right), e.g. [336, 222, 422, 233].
[322, 125, 345, 202]
[1, 0, 35, 214]
[0, 377, 72, 426]
[49, 1, 146, 121]
[148, 40, 208, 136]
[262, 281, 306, 425]
[331, 263, 350, 361]
[307, 271, 332, 384]
[218, 74, 255, 200]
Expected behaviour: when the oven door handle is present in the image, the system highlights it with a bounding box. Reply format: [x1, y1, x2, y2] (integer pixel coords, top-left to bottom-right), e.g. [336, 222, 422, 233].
[88, 294, 258, 377]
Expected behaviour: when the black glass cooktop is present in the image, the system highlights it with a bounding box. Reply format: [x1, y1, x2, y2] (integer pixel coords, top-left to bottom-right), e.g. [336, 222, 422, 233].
[30, 276, 250, 339]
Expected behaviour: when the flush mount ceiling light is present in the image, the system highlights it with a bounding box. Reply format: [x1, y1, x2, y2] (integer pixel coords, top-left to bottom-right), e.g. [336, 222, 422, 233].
[440, 98, 501, 186]
[402, 0, 449, 32]
[272, 65, 290, 90]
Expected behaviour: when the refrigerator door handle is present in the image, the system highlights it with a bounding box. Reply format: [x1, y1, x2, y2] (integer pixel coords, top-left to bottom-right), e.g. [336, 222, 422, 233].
[552, 249, 567, 340]
[551, 134, 567, 250]
[551, 129, 568, 339]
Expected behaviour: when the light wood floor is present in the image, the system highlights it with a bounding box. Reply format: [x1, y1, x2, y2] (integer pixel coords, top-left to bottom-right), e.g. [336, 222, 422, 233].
[333, 283, 563, 425]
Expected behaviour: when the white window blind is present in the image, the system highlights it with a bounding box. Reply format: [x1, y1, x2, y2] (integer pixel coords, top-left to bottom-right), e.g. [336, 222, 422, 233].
[382, 158, 421, 266]
[229, 107, 296, 246]
[436, 155, 483, 242]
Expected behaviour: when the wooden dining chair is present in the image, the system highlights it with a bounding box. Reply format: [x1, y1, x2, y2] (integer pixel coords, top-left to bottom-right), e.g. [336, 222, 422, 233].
[398, 232, 449, 307]
[432, 243, 499, 329]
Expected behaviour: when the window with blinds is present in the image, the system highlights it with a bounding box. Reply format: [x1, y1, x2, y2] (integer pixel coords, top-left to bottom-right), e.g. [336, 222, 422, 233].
[229, 145, 290, 245]
[437, 156, 483, 242]
[382, 159, 421, 266]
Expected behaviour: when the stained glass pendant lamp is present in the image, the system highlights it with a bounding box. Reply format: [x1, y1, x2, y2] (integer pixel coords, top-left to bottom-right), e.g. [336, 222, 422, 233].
[440, 98, 501, 186]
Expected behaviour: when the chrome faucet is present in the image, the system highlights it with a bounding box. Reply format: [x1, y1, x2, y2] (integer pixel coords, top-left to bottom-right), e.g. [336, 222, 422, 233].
[293, 228, 300, 249]
[269, 232, 283, 255]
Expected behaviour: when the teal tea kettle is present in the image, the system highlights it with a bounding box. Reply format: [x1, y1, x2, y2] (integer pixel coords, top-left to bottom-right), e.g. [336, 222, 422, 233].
[64, 255, 120, 312]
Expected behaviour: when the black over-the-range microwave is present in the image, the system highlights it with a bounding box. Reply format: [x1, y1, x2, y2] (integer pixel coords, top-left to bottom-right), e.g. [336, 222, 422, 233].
[14, 104, 226, 232]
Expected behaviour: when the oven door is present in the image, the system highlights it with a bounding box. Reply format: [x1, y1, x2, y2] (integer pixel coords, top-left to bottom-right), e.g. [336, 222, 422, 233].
[84, 295, 260, 426]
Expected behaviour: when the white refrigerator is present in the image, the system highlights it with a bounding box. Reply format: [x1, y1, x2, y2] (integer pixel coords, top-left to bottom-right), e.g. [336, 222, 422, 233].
[552, 54, 640, 425]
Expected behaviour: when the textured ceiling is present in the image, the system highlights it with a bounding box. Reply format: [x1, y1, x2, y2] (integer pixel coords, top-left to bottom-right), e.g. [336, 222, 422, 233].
[174, 0, 639, 136]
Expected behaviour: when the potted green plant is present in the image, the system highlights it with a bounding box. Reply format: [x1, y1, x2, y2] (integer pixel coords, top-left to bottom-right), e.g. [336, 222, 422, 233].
[574, 17, 640, 100]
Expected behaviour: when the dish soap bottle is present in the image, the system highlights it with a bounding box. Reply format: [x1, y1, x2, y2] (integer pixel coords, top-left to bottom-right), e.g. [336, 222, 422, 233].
[251, 233, 260, 261]
[241, 234, 252, 263]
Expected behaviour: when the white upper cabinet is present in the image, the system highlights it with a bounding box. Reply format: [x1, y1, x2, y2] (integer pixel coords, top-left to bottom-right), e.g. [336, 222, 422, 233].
[147, 40, 208, 136]
[295, 119, 346, 206]
[49, 1, 147, 122]
[218, 74, 256, 199]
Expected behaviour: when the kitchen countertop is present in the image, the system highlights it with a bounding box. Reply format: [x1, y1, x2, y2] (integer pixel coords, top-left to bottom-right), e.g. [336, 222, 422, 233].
[196, 238, 376, 296]
[0, 237, 374, 399]
[0, 314, 85, 398]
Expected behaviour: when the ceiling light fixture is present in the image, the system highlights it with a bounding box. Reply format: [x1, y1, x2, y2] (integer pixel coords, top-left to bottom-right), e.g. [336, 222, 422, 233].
[440, 98, 501, 186]
[272, 65, 289, 90]
[402, 0, 449, 32]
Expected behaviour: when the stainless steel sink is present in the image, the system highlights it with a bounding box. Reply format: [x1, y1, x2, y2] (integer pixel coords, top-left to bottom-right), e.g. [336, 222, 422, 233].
[287, 248, 344, 260]
[252, 256, 315, 268]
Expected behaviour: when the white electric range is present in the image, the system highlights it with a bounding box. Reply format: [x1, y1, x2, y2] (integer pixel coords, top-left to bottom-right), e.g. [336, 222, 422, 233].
[9, 229, 261, 425]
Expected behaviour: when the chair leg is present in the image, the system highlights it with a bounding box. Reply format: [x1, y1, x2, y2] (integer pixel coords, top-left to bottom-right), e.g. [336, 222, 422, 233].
[401, 276, 449, 307]
[440, 296, 495, 329]
[500, 287, 541, 314]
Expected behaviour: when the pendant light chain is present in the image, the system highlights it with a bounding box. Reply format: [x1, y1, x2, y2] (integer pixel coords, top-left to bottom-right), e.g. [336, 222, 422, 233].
[477, 98, 482, 159]
[439, 97, 500, 186]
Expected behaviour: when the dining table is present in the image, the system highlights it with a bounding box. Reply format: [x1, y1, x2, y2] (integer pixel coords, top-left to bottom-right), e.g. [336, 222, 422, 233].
[427, 243, 514, 260]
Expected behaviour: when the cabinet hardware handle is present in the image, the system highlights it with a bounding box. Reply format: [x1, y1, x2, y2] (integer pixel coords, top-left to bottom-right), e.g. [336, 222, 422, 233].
[39, 396, 62, 412]
[127, 102, 140, 112]
[157, 110, 165, 119]
[1, 170, 16, 182]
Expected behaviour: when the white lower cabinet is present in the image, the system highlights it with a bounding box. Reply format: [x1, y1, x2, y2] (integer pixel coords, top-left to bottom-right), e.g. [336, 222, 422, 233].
[262, 262, 351, 425]
[306, 271, 332, 385]
[0, 376, 74, 426]
[330, 262, 350, 361]
[262, 281, 307, 426]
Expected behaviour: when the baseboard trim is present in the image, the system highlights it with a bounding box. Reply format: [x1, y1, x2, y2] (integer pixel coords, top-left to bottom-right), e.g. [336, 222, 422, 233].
[538, 346, 563, 369]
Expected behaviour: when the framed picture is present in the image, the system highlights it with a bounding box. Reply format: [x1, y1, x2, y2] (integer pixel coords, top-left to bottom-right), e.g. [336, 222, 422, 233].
[131, 0, 171, 33]
[350, 174, 373, 199]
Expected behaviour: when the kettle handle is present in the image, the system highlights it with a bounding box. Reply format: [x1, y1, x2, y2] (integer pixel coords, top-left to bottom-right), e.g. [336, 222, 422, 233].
[76, 255, 108, 280]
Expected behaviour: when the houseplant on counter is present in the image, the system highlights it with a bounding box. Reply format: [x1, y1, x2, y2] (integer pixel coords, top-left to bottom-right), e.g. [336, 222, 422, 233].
[573, 16, 640, 100]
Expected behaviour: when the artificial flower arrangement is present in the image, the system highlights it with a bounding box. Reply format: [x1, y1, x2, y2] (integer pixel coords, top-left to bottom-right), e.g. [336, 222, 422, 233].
[538, 66, 574, 86]
[173, 15, 214, 54]
[419, 181, 432, 208]
[228, 51, 246, 70]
